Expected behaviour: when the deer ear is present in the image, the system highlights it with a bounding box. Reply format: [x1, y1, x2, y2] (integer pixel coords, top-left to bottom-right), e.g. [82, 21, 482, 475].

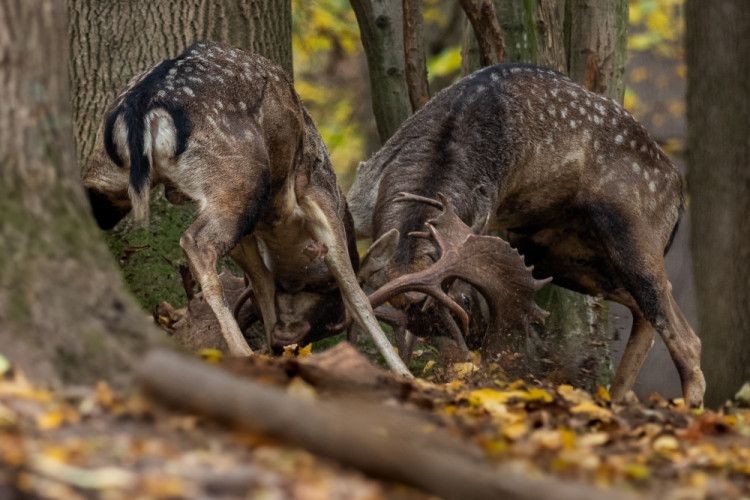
[359, 229, 400, 284]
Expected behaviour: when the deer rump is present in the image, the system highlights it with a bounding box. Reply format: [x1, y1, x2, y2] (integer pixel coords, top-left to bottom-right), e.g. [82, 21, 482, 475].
[349, 63, 705, 406]
[81, 41, 411, 377]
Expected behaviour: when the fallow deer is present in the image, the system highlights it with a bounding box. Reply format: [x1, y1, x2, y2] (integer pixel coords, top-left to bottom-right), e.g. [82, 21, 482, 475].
[81, 41, 411, 377]
[348, 63, 705, 406]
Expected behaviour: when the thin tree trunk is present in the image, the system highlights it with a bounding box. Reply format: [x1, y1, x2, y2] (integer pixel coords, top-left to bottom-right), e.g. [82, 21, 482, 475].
[0, 0, 166, 386]
[403, 0, 430, 111]
[686, 0, 750, 407]
[349, 0, 412, 142]
[458, 0, 505, 66]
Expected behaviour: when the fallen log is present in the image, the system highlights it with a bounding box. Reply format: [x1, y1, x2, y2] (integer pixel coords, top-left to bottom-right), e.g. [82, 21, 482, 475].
[137, 350, 639, 500]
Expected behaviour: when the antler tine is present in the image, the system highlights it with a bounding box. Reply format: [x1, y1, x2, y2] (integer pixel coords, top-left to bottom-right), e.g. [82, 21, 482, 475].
[367, 268, 471, 336]
[394, 192, 445, 209]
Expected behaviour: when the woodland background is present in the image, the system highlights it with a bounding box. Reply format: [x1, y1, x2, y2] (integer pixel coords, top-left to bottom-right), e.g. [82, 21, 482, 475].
[0, 0, 748, 498]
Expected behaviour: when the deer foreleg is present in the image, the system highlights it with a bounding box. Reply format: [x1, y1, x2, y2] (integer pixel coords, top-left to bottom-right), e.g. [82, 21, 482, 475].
[304, 196, 412, 378]
[230, 237, 277, 349]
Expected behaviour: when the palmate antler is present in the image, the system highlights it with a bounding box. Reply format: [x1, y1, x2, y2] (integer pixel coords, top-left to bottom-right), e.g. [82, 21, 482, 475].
[368, 193, 550, 359]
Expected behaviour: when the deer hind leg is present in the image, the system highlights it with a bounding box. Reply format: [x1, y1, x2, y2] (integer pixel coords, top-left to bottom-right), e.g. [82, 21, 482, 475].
[302, 192, 412, 378]
[181, 214, 252, 356]
[591, 213, 705, 407]
[609, 307, 656, 401]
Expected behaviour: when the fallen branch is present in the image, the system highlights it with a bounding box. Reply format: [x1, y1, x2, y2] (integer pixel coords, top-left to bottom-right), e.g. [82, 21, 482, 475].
[137, 350, 638, 500]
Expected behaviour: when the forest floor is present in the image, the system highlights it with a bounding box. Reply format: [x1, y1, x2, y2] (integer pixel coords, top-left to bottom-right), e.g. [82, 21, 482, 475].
[1, 340, 749, 500]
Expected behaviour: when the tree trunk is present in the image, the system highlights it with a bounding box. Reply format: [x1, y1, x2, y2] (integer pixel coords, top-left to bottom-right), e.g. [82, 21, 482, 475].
[349, 0, 413, 142]
[461, 0, 628, 391]
[403, 0, 430, 112]
[67, 0, 293, 313]
[0, 0, 167, 386]
[686, 0, 750, 407]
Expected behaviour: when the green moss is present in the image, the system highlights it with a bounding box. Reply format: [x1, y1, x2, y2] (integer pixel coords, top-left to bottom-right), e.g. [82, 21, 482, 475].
[105, 188, 196, 312]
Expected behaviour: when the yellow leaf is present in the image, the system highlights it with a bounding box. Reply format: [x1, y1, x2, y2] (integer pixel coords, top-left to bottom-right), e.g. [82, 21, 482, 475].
[596, 386, 610, 401]
[560, 428, 576, 450]
[653, 435, 679, 454]
[452, 362, 479, 379]
[624, 463, 651, 480]
[422, 360, 436, 374]
[578, 432, 610, 448]
[282, 344, 299, 357]
[199, 349, 223, 363]
[469, 350, 481, 365]
[570, 401, 613, 422]
[502, 422, 528, 441]
[558, 384, 592, 405]
[37, 410, 64, 430]
[531, 429, 562, 450]
[286, 377, 317, 401]
[526, 388, 553, 403]
[297, 344, 312, 357]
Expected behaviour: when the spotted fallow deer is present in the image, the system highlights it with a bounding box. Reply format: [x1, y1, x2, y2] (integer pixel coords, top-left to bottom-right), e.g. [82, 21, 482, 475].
[81, 41, 411, 377]
[348, 63, 705, 406]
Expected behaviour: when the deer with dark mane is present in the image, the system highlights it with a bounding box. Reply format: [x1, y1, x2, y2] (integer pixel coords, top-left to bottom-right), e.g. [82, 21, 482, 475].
[347, 63, 705, 406]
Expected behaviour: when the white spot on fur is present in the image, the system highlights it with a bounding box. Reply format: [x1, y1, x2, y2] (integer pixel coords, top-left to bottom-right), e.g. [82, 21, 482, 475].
[168, 68, 177, 76]
[594, 140, 600, 150]
[611, 117, 618, 126]
[615, 135, 624, 144]
[570, 120, 577, 128]
[644, 170, 650, 180]
[182, 86, 194, 97]
[630, 140, 637, 149]
[157, 90, 166, 98]
[548, 107, 557, 117]
[632, 162, 640, 174]
[216, 100, 224, 109]
[641, 144, 648, 153]
[239, 101, 247, 110]
[649, 181, 656, 192]
[187, 76, 203, 84]
[561, 108, 568, 119]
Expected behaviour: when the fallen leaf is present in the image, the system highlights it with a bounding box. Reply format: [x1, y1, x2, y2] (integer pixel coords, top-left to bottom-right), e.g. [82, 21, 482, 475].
[422, 360, 436, 374]
[199, 349, 223, 363]
[570, 401, 613, 423]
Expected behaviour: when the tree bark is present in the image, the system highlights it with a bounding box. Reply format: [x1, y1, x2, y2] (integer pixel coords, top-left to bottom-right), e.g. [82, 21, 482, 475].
[461, 0, 628, 391]
[67, 0, 293, 313]
[458, 0, 505, 66]
[349, 0, 412, 142]
[686, 0, 750, 407]
[403, 0, 430, 111]
[565, 0, 628, 103]
[0, 0, 166, 386]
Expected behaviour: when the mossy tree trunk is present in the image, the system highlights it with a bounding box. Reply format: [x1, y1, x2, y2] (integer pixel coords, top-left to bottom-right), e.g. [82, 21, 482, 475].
[462, 0, 628, 390]
[67, 0, 293, 312]
[686, 0, 750, 407]
[0, 0, 167, 386]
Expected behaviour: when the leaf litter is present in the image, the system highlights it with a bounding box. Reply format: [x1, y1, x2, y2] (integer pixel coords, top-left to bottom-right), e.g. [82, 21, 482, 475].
[0, 344, 749, 500]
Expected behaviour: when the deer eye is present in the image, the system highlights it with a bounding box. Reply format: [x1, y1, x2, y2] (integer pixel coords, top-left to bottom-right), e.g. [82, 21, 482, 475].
[461, 294, 470, 309]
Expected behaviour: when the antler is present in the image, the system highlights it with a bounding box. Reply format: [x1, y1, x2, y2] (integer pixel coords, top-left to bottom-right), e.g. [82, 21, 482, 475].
[369, 193, 550, 355]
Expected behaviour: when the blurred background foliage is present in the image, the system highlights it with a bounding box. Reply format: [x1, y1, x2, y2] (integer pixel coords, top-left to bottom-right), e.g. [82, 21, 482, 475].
[295, 0, 686, 188]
